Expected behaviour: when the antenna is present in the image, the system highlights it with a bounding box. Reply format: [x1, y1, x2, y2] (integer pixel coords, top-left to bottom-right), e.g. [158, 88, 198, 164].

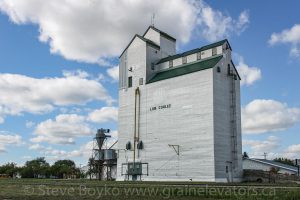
[151, 13, 155, 27]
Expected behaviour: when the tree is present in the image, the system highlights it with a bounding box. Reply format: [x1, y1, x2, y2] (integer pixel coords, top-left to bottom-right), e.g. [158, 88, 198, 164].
[87, 157, 97, 180]
[273, 158, 296, 167]
[0, 162, 18, 178]
[51, 160, 77, 179]
[20, 157, 50, 178]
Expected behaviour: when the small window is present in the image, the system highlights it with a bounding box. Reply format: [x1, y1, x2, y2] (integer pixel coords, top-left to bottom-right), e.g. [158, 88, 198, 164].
[137, 141, 144, 150]
[234, 75, 237, 80]
[226, 166, 229, 173]
[139, 78, 143, 85]
[212, 47, 217, 56]
[151, 63, 155, 70]
[128, 76, 132, 88]
[227, 64, 231, 75]
[169, 60, 173, 68]
[182, 56, 187, 64]
[197, 52, 201, 60]
[217, 66, 221, 73]
[126, 141, 131, 150]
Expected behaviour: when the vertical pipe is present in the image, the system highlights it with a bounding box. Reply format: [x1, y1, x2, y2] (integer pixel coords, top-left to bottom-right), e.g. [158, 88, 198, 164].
[133, 87, 140, 165]
[137, 88, 141, 158]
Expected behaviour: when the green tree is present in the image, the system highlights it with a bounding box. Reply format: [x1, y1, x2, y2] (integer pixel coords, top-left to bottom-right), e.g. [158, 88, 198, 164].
[51, 160, 77, 179]
[20, 157, 50, 178]
[273, 157, 296, 167]
[87, 157, 98, 180]
[0, 162, 18, 178]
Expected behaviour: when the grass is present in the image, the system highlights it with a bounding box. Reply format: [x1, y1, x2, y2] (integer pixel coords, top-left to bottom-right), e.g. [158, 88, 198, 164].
[0, 179, 299, 200]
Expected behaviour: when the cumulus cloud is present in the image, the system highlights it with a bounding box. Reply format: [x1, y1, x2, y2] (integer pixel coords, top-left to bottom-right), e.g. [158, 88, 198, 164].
[268, 24, 300, 57]
[31, 106, 118, 145]
[29, 136, 117, 161]
[0, 0, 249, 64]
[28, 141, 93, 161]
[236, 57, 261, 86]
[31, 114, 94, 144]
[242, 99, 300, 134]
[243, 136, 279, 153]
[0, 133, 22, 153]
[196, 4, 249, 42]
[107, 66, 119, 82]
[0, 71, 111, 123]
[88, 107, 118, 124]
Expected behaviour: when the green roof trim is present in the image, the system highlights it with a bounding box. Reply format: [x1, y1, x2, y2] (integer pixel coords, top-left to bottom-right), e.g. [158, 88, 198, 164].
[231, 60, 241, 80]
[119, 34, 160, 58]
[156, 39, 230, 64]
[147, 55, 223, 84]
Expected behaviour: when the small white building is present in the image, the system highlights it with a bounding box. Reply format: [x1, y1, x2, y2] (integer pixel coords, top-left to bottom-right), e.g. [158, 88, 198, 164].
[243, 158, 299, 175]
[117, 26, 242, 182]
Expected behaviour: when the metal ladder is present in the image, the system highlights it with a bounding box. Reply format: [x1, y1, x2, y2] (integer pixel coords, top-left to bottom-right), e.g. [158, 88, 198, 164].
[229, 70, 238, 170]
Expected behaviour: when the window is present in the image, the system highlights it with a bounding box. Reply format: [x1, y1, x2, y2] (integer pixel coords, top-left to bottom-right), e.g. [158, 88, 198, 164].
[217, 66, 221, 73]
[151, 63, 155, 70]
[226, 166, 229, 173]
[139, 78, 143, 85]
[227, 64, 231, 75]
[128, 76, 132, 88]
[126, 141, 131, 150]
[212, 47, 217, 56]
[182, 56, 187, 64]
[197, 52, 201, 60]
[169, 60, 173, 68]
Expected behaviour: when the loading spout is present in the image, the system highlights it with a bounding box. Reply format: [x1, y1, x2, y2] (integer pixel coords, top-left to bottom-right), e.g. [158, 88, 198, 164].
[133, 87, 140, 165]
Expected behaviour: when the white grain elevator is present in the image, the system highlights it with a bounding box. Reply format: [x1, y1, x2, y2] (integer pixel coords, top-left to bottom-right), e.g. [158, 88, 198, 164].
[117, 26, 242, 182]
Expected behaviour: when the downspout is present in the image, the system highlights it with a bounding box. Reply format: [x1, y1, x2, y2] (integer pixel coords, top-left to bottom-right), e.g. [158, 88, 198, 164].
[133, 87, 140, 165]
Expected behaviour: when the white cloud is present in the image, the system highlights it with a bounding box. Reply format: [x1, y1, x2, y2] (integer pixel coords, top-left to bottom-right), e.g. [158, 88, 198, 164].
[268, 24, 300, 57]
[196, 3, 249, 42]
[22, 155, 32, 160]
[236, 57, 261, 86]
[62, 69, 90, 79]
[88, 107, 118, 124]
[0, 72, 111, 123]
[0, 0, 249, 64]
[25, 121, 35, 128]
[0, 133, 22, 153]
[107, 66, 119, 82]
[31, 114, 93, 145]
[286, 144, 300, 154]
[28, 141, 94, 161]
[242, 99, 300, 134]
[31, 131, 118, 161]
[243, 136, 280, 154]
[30, 106, 118, 145]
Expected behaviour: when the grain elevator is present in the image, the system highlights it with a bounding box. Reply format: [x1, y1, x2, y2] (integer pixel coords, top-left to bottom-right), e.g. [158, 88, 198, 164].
[117, 26, 242, 182]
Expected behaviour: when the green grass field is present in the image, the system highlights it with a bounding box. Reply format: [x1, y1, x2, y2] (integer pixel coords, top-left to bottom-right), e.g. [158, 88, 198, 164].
[0, 179, 299, 200]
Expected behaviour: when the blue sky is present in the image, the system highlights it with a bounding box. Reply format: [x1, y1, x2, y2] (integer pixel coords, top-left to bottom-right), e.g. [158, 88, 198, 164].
[0, 0, 300, 166]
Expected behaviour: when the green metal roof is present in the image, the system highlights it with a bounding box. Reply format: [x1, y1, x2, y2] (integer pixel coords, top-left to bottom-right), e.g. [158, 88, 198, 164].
[147, 55, 223, 84]
[156, 39, 230, 64]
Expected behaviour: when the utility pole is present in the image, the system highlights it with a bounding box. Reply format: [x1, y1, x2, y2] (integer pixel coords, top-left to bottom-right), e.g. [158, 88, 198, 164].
[296, 159, 299, 177]
[263, 152, 268, 160]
